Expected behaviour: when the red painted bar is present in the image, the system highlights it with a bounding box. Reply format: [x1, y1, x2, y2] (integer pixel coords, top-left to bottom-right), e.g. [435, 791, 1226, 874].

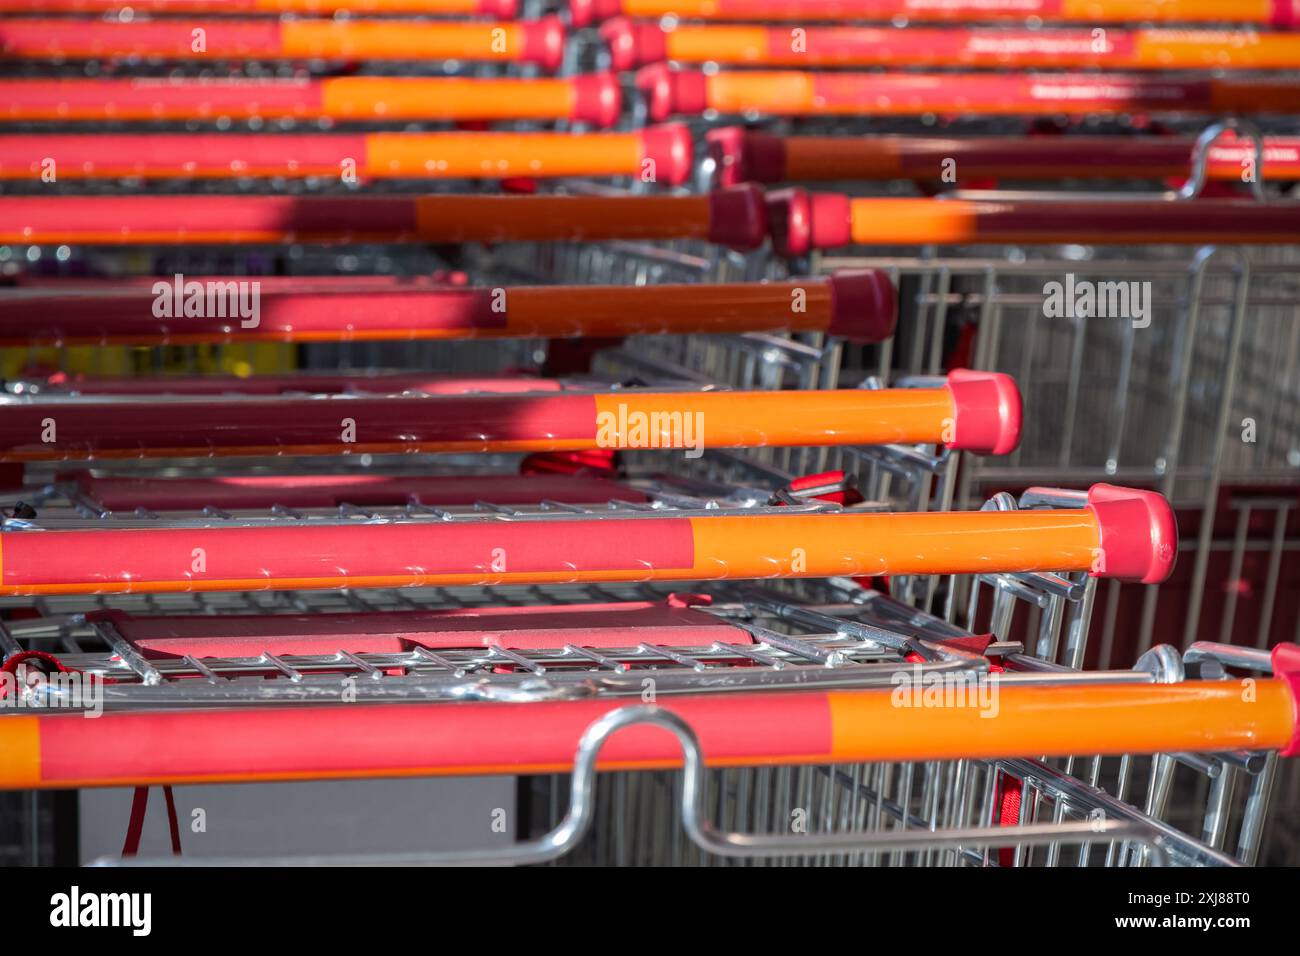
[0, 188, 765, 247]
[31, 692, 834, 784]
[708, 129, 1300, 185]
[0, 393, 603, 459]
[0, 518, 699, 590]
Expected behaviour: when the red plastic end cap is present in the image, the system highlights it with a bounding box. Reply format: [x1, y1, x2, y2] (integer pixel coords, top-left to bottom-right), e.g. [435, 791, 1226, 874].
[520, 16, 567, 72]
[639, 123, 693, 187]
[1085, 483, 1178, 585]
[826, 270, 897, 344]
[476, 0, 519, 17]
[600, 17, 666, 70]
[944, 368, 1022, 456]
[570, 72, 622, 126]
[1272, 0, 1299, 28]
[706, 184, 768, 250]
[636, 64, 706, 121]
[570, 0, 622, 27]
[809, 191, 852, 250]
[1270, 643, 1300, 756]
[766, 187, 810, 257]
[706, 127, 748, 187]
[707, 127, 786, 186]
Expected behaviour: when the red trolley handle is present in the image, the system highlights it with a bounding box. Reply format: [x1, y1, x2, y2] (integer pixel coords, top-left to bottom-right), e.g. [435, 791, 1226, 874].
[707, 128, 1300, 186]
[637, 66, 1300, 120]
[767, 188, 1300, 253]
[0, 271, 895, 346]
[0, 371, 1021, 460]
[0, 126, 691, 184]
[0, 74, 622, 126]
[0, 17, 567, 70]
[0, 186, 769, 249]
[0, 483, 1174, 596]
[604, 20, 1300, 71]
[571, 0, 1300, 27]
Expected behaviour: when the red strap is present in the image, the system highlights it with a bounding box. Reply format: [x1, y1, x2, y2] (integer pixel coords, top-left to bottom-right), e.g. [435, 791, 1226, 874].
[162, 786, 183, 854]
[0, 650, 70, 700]
[995, 774, 1023, 867]
[783, 470, 863, 507]
[121, 787, 149, 857]
[121, 786, 182, 857]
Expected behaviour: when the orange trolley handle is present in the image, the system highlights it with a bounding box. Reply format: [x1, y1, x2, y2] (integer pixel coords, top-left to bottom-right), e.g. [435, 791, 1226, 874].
[0, 371, 1022, 460]
[0, 271, 897, 346]
[636, 66, 1300, 122]
[766, 188, 1300, 254]
[3, 672, 1296, 789]
[603, 20, 1300, 71]
[0, 125, 692, 184]
[0, 73, 623, 125]
[0, 16, 568, 70]
[706, 128, 1300, 187]
[0, 185, 770, 249]
[571, 0, 1300, 27]
[0, 483, 1176, 597]
[0, 1, 519, 11]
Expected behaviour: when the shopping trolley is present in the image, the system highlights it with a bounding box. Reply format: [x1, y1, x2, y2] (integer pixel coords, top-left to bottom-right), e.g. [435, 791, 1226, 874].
[2, 576, 1294, 867]
[4, 0, 1298, 871]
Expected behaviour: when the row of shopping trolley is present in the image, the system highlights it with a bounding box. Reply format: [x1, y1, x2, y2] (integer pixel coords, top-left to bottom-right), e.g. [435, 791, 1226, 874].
[3, 0, 1300, 868]
[1, 300, 1297, 867]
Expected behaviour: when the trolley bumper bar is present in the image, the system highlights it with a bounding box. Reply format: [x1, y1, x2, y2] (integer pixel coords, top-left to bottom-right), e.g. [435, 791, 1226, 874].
[709, 129, 1300, 186]
[770, 191, 1300, 253]
[606, 21, 1300, 70]
[0, 483, 1176, 593]
[0, 676, 1293, 789]
[0, 187, 767, 248]
[638, 66, 1300, 120]
[0, 271, 895, 346]
[0, 74, 622, 125]
[0, 373, 1018, 459]
[572, 0, 1300, 26]
[0, 127, 690, 184]
[0, 17, 566, 69]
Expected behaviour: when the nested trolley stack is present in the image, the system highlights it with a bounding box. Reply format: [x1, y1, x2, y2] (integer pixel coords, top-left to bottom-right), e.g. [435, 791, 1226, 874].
[1, 0, 1299, 867]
